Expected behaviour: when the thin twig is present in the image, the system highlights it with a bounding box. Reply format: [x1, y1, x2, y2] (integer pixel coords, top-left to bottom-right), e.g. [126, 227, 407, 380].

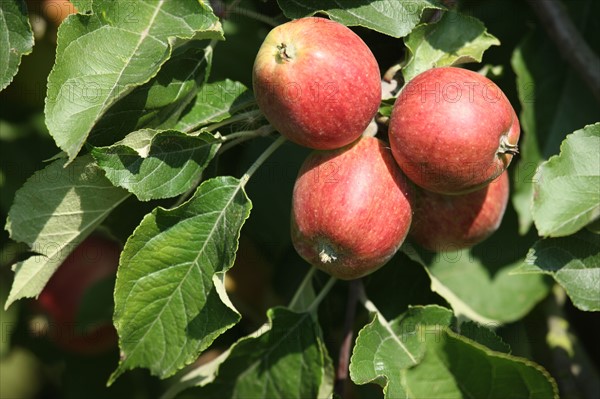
[240, 136, 286, 188]
[201, 110, 263, 133]
[288, 267, 317, 311]
[526, 0, 600, 104]
[229, 6, 280, 27]
[306, 276, 337, 314]
[334, 280, 361, 398]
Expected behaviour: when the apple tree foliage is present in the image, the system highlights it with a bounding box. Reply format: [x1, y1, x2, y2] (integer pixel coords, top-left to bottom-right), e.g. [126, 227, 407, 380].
[0, 0, 598, 398]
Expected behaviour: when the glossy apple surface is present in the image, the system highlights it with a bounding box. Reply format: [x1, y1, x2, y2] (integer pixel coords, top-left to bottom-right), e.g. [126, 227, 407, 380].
[410, 171, 509, 251]
[34, 235, 120, 355]
[291, 136, 412, 279]
[253, 17, 381, 150]
[389, 67, 519, 194]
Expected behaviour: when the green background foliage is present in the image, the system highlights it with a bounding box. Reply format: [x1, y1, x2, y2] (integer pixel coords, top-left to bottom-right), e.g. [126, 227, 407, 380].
[0, 0, 597, 398]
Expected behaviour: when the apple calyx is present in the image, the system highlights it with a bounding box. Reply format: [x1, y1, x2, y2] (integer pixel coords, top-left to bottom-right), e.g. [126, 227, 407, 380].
[498, 135, 519, 155]
[318, 242, 339, 263]
[276, 43, 294, 63]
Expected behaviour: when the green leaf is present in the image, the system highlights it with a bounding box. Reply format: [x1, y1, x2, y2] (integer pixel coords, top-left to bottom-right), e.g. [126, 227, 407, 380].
[401, 328, 558, 398]
[532, 124, 600, 237]
[276, 0, 445, 38]
[71, 0, 91, 12]
[402, 243, 551, 325]
[89, 41, 215, 145]
[516, 230, 600, 311]
[4, 155, 129, 309]
[92, 129, 220, 201]
[161, 277, 321, 399]
[377, 98, 396, 118]
[350, 306, 453, 398]
[110, 176, 252, 382]
[0, 0, 34, 91]
[191, 308, 333, 398]
[458, 321, 511, 354]
[402, 11, 500, 82]
[350, 306, 558, 398]
[0, 276, 18, 356]
[511, 23, 600, 234]
[174, 79, 256, 133]
[588, 218, 600, 234]
[45, 0, 223, 161]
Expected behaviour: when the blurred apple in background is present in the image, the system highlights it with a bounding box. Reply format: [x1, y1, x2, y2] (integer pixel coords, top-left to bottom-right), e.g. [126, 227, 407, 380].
[30, 235, 120, 355]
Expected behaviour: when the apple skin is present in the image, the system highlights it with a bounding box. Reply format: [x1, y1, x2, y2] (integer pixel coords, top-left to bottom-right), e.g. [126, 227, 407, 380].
[291, 136, 413, 279]
[33, 235, 120, 355]
[409, 171, 509, 251]
[252, 17, 381, 150]
[389, 67, 520, 194]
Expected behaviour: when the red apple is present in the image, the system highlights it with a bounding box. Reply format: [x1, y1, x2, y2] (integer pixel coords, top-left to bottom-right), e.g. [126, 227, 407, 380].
[291, 136, 413, 279]
[410, 171, 509, 251]
[252, 17, 381, 150]
[389, 67, 519, 194]
[32, 235, 120, 355]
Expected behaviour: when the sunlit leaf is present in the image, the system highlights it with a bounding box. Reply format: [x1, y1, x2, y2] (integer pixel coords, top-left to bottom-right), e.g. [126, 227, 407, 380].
[276, 0, 445, 38]
[350, 306, 558, 398]
[92, 129, 220, 201]
[517, 229, 600, 311]
[191, 308, 333, 398]
[110, 176, 251, 381]
[45, 0, 222, 161]
[0, 0, 34, 91]
[532, 124, 600, 237]
[403, 11, 499, 82]
[4, 156, 129, 309]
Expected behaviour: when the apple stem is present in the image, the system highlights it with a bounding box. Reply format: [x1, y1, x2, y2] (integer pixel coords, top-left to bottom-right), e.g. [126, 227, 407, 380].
[498, 135, 519, 155]
[288, 267, 317, 311]
[383, 64, 402, 82]
[201, 109, 262, 133]
[240, 135, 287, 187]
[288, 267, 337, 314]
[306, 277, 337, 314]
[221, 125, 275, 142]
[277, 43, 293, 62]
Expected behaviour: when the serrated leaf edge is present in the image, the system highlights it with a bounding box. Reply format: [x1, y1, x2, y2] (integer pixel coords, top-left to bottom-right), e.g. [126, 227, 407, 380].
[442, 327, 559, 399]
[109, 176, 250, 383]
[403, 10, 500, 84]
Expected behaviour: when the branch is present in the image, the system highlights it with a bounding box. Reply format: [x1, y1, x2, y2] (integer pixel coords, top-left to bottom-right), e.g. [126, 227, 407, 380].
[526, 0, 600, 104]
[543, 287, 600, 399]
[334, 280, 361, 398]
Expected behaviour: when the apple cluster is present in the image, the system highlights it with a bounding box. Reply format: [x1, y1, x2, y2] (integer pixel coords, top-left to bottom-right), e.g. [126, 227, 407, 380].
[253, 17, 520, 280]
